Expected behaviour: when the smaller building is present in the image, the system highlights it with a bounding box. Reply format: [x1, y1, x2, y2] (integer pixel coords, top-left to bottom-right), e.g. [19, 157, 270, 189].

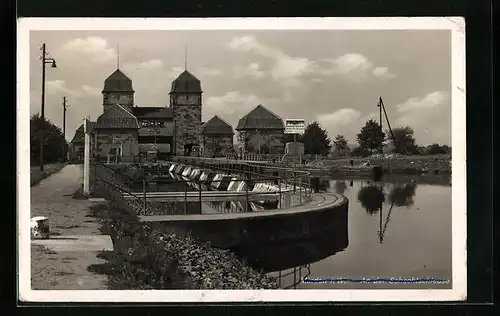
[133, 106, 174, 159]
[236, 104, 285, 155]
[200, 115, 234, 157]
[93, 104, 140, 163]
[68, 124, 85, 162]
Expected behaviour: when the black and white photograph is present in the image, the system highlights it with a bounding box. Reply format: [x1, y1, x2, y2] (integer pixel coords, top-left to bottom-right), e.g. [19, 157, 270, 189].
[17, 17, 466, 302]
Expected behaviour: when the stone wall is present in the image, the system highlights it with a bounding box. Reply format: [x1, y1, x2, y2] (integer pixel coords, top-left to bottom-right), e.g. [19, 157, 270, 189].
[145, 194, 349, 249]
[202, 135, 234, 157]
[173, 105, 202, 155]
[94, 129, 139, 161]
[237, 130, 285, 155]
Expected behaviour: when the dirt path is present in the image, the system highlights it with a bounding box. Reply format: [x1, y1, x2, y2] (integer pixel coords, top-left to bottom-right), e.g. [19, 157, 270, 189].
[30, 164, 109, 290]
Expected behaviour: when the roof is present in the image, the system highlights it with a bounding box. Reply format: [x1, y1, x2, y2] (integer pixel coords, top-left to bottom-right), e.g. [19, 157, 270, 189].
[201, 115, 234, 135]
[102, 69, 134, 93]
[95, 104, 140, 129]
[70, 122, 96, 143]
[170, 70, 203, 93]
[235, 104, 284, 130]
[132, 106, 173, 119]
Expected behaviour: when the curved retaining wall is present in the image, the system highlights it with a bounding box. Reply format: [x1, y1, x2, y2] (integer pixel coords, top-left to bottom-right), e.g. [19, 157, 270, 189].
[141, 193, 348, 249]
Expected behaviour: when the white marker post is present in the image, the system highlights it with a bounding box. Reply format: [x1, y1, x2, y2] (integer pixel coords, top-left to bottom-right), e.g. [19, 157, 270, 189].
[83, 118, 90, 195]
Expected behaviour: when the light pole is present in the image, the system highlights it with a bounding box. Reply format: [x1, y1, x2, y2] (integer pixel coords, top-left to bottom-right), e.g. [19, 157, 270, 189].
[62, 96, 68, 162]
[39, 43, 57, 171]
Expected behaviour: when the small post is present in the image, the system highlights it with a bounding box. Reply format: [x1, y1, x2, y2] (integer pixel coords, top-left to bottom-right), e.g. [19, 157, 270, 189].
[184, 181, 188, 214]
[142, 179, 146, 215]
[278, 177, 282, 208]
[198, 178, 202, 214]
[245, 173, 249, 212]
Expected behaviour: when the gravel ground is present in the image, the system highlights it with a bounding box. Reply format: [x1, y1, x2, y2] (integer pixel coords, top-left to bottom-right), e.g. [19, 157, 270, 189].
[30, 164, 108, 290]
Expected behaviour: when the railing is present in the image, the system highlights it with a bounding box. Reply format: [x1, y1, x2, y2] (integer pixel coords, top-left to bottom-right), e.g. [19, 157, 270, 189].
[92, 162, 313, 216]
[224, 153, 284, 162]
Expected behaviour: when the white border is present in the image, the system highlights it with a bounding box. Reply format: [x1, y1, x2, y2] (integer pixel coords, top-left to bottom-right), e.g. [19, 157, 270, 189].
[17, 17, 466, 302]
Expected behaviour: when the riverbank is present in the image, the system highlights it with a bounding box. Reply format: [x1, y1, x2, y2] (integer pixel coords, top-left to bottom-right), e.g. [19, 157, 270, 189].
[30, 163, 66, 186]
[91, 164, 280, 289]
[301, 154, 452, 176]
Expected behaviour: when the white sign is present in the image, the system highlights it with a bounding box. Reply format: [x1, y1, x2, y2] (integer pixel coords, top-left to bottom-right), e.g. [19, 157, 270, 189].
[285, 119, 306, 135]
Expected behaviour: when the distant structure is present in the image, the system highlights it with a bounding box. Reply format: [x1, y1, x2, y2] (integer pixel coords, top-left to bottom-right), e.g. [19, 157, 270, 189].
[69, 64, 204, 162]
[200, 115, 234, 157]
[235, 104, 285, 156]
[68, 124, 84, 161]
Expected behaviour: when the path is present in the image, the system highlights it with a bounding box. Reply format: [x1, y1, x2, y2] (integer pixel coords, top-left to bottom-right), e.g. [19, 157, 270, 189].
[30, 164, 109, 290]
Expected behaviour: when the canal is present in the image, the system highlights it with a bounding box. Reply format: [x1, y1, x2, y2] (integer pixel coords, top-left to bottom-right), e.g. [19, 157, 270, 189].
[139, 166, 452, 290]
[267, 177, 452, 290]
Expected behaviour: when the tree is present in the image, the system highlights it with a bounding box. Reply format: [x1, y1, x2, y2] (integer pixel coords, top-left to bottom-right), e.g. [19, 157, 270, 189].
[426, 143, 451, 155]
[356, 119, 385, 154]
[30, 113, 66, 165]
[333, 134, 348, 156]
[389, 126, 418, 155]
[302, 121, 331, 155]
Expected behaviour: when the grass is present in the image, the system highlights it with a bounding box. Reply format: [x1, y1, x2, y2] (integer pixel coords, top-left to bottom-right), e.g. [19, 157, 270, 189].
[30, 163, 66, 186]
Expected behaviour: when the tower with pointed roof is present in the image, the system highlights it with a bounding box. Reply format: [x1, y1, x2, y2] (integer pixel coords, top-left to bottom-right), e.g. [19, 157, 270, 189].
[102, 68, 135, 113]
[169, 69, 203, 156]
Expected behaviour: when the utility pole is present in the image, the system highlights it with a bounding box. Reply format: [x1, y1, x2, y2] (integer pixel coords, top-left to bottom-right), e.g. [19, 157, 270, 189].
[378, 97, 383, 154]
[39, 43, 57, 171]
[62, 96, 68, 162]
[40, 43, 46, 171]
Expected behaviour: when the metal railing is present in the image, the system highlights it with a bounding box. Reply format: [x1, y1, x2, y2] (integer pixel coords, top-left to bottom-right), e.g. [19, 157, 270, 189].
[92, 162, 313, 216]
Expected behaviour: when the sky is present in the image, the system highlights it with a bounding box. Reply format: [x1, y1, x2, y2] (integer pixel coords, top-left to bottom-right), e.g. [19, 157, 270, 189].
[29, 30, 451, 146]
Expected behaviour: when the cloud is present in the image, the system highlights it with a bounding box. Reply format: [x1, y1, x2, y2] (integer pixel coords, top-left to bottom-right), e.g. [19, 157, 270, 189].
[123, 59, 164, 71]
[227, 35, 316, 84]
[203, 91, 278, 124]
[197, 66, 222, 77]
[61, 36, 116, 63]
[396, 91, 448, 113]
[46, 80, 101, 98]
[233, 62, 266, 79]
[81, 85, 101, 96]
[228, 36, 395, 85]
[317, 108, 362, 127]
[394, 91, 451, 144]
[320, 53, 396, 82]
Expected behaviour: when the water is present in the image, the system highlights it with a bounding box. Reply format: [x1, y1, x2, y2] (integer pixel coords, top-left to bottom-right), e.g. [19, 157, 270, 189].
[263, 178, 452, 289]
[141, 170, 452, 289]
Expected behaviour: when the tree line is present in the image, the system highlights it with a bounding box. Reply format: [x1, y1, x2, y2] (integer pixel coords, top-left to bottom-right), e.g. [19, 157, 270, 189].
[30, 113, 67, 165]
[291, 119, 451, 157]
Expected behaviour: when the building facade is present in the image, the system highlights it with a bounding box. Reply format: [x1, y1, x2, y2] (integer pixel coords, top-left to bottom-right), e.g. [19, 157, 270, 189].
[236, 104, 285, 155]
[200, 115, 234, 157]
[169, 70, 203, 156]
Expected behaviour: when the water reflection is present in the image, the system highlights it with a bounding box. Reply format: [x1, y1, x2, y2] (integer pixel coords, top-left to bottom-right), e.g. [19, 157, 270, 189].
[334, 180, 348, 194]
[356, 181, 418, 215]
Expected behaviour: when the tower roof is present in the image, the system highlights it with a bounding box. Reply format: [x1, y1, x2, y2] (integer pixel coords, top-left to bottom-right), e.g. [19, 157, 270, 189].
[102, 69, 134, 93]
[236, 104, 284, 130]
[170, 70, 202, 93]
[201, 115, 234, 135]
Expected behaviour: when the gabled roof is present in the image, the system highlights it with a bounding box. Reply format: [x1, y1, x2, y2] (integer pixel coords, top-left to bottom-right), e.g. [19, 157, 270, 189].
[102, 69, 134, 93]
[170, 70, 203, 93]
[95, 104, 140, 129]
[201, 115, 234, 135]
[132, 106, 173, 119]
[236, 104, 284, 130]
[70, 122, 96, 143]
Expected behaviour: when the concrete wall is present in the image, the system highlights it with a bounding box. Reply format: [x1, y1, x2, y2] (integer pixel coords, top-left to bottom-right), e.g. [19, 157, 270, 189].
[145, 194, 348, 249]
[202, 134, 234, 157]
[237, 130, 285, 155]
[95, 129, 139, 161]
[173, 105, 202, 155]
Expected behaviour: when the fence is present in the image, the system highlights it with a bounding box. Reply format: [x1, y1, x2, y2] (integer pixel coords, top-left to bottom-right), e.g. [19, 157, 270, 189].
[92, 162, 313, 216]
